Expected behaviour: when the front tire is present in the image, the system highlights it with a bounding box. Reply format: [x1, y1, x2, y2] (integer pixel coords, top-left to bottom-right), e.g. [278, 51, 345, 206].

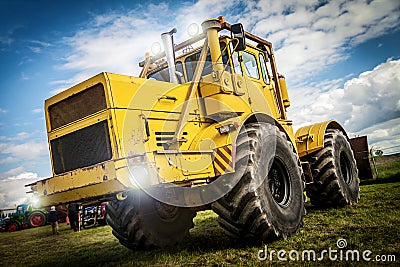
[106, 190, 196, 249]
[8, 222, 19, 232]
[212, 123, 305, 241]
[306, 129, 360, 207]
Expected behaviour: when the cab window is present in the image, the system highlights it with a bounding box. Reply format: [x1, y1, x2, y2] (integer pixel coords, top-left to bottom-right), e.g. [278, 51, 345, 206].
[230, 41, 242, 75]
[16, 206, 26, 214]
[242, 51, 259, 79]
[185, 42, 231, 81]
[185, 50, 212, 81]
[148, 62, 184, 83]
[175, 62, 184, 82]
[148, 67, 169, 82]
[220, 42, 231, 73]
[259, 53, 271, 84]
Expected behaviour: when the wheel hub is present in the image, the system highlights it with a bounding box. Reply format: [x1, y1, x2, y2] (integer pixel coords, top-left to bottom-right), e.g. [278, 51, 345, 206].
[30, 214, 44, 227]
[154, 201, 179, 222]
[267, 158, 291, 207]
[340, 151, 352, 184]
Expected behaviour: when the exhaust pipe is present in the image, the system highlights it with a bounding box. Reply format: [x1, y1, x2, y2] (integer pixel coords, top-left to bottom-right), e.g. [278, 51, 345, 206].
[161, 28, 179, 84]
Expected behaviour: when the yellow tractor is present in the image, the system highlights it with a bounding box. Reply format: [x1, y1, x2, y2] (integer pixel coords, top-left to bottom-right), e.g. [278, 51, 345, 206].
[28, 17, 360, 248]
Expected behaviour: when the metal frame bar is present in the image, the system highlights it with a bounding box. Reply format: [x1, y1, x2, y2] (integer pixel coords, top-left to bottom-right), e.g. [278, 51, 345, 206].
[167, 38, 209, 149]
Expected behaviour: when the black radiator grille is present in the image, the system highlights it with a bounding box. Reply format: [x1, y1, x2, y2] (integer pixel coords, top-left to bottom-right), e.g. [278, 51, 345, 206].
[48, 83, 107, 130]
[51, 120, 112, 175]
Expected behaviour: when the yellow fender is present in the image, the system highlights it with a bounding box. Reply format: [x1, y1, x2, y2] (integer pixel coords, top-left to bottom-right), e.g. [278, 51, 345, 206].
[295, 120, 347, 158]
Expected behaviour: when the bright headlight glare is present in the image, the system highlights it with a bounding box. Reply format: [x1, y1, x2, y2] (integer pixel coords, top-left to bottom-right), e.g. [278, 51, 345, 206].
[187, 23, 199, 37]
[32, 195, 40, 207]
[151, 42, 162, 55]
[128, 165, 149, 187]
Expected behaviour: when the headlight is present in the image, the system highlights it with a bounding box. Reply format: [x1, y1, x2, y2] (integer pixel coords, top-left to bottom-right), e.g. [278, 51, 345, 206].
[151, 42, 162, 55]
[187, 23, 199, 37]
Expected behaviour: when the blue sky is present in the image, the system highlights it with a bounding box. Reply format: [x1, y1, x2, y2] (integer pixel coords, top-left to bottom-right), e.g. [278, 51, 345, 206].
[0, 0, 399, 208]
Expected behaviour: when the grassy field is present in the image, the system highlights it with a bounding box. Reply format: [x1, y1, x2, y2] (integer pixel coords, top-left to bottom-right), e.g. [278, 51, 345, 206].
[374, 153, 400, 180]
[1, 160, 399, 266]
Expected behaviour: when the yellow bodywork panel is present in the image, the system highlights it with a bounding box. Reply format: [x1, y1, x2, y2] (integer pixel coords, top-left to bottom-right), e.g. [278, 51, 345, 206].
[295, 120, 346, 158]
[154, 150, 215, 183]
[36, 158, 133, 206]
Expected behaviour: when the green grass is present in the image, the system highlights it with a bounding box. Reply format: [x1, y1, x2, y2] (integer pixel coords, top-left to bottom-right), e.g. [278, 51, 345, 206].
[361, 155, 400, 185]
[1, 160, 399, 266]
[1, 182, 399, 266]
[376, 157, 400, 180]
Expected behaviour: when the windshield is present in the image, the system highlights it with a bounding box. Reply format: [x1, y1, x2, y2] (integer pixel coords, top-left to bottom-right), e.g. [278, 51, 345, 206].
[147, 42, 230, 83]
[148, 62, 184, 83]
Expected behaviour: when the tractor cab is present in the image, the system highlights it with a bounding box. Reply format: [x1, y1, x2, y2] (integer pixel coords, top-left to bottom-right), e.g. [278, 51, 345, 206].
[15, 204, 30, 215]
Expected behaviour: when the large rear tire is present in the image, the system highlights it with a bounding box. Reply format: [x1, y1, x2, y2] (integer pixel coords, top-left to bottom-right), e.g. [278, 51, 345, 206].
[305, 129, 360, 207]
[212, 123, 305, 241]
[28, 212, 46, 228]
[106, 190, 196, 249]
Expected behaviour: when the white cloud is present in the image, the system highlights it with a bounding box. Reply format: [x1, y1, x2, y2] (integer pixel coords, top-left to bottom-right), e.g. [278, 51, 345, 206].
[7, 171, 38, 181]
[0, 166, 38, 181]
[340, 59, 399, 131]
[13, 122, 32, 127]
[368, 129, 390, 142]
[18, 57, 33, 66]
[51, 0, 400, 89]
[52, 0, 240, 91]
[358, 118, 400, 154]
[0, 157, 16, 164]
[241, 0, 400, 82]
[7, 132, 31, 141]
[32, 108, 42, 114]
[290, 58, 400, 152]
[0, 141, 48, 160]
[59, 9, 166, 78]
[26, 40, 51, 54]
[27, 46, 41, 53]
[0, 168, 41, 208]
[49, 87, 67, 95]
[0, 166, 25, 179]
[0, 108, 7, 114]
[0, 177, 37, 208]
[29, 40, 51, 47]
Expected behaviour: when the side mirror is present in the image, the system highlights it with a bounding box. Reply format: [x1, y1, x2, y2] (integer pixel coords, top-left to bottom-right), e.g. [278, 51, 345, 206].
[231, 23, 246, 51]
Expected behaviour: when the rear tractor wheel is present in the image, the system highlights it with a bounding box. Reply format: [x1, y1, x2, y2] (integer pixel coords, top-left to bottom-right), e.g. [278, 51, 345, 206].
[306, 129, 360, 207]
[28, 211, 46, 228]
[212, 123, 305, 241]
[106, 190, 196, 249]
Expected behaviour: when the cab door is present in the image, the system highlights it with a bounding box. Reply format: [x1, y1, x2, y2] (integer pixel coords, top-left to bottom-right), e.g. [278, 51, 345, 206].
[235, 46, 280, 118]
